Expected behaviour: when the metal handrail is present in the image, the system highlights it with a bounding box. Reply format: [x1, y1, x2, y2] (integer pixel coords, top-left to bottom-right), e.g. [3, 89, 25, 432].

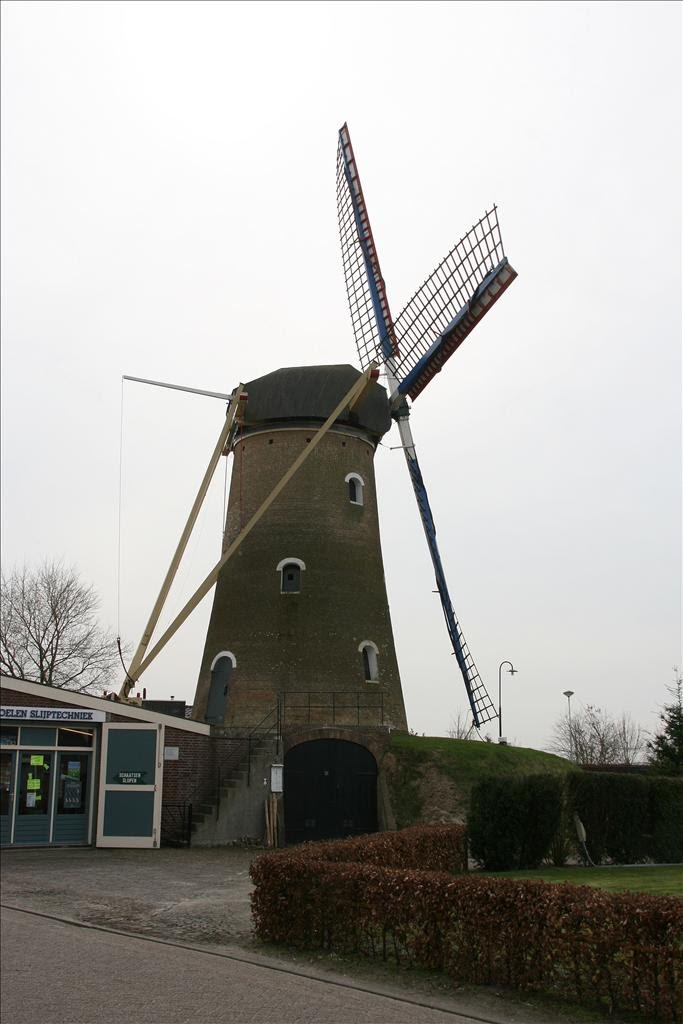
[279, 690, 385, 727]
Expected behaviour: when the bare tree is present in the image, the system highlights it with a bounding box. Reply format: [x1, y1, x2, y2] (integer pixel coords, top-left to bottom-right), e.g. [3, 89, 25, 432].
[0, 560, 120, 693]
[551, 705, 646, 765]
[613, 712, 648, 765]
[447, 710, 475, 739]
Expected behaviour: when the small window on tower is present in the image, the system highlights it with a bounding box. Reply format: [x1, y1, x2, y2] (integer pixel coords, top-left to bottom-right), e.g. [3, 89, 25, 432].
[277, 558, 306, 594]
[345, 472, 364, 506]
[359, 641, 379, 681]
[282, 564, 300, 592]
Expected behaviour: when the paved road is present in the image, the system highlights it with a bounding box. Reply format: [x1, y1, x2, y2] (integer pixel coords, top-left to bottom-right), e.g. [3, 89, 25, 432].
[1, 907, 485, 1024]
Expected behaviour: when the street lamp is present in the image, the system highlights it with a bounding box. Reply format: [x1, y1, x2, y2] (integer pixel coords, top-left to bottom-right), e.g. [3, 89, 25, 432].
[498, 661, 518, 741]
[563, 690, 574, 760]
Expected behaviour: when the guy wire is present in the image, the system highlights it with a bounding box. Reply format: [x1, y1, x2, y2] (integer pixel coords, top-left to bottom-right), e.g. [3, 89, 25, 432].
[116, 376, 125, 637]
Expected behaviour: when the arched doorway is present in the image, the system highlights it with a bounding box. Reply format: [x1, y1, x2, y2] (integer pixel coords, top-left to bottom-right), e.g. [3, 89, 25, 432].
[284, 739, 377, 844]
[206, 653, 235, 724]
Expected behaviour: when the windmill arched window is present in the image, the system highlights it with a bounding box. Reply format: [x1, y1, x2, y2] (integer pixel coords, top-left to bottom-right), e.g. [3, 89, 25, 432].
[359, 640, 379, 682]
[207, 651, 236, 724]
[345, 472, 365, 506]
[277, 557, 306, 594]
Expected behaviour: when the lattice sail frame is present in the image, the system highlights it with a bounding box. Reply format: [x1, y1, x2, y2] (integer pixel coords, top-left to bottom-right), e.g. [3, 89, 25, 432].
[390, 208, 516, 400]
[336, 125, 397, 370]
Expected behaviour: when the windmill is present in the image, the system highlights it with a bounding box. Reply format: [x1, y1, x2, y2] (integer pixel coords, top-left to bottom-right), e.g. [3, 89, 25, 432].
[335, 124, 517, 727]
[120, 124, 516, 738]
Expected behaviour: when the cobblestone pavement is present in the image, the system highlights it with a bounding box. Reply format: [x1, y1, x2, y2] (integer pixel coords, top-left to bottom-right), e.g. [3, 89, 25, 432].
[1, 846, 621, 1023]
[1, 846, 257, 946]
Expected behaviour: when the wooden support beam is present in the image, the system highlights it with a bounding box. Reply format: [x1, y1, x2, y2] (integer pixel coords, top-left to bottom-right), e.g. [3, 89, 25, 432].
[131, 366, 376, 682]
[121, 386, 246, 697]
[348, 366, 380, 413]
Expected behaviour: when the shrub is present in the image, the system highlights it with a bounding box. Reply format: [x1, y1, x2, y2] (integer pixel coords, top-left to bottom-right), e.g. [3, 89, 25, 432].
[567, 771, 611, 863]
[650, 778, 683, 862]
[468, 776, 519, 870]
[250, 837, 683, 1022]
[277, 823, 468, 873]
[518, 774, 565, 867]
[569, 771, 651, 864]
[468, 774, 564, 869]
[603, 775, 650, 862]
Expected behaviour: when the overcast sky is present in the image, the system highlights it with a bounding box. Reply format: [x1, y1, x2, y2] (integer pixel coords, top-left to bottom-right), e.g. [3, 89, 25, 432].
[1, 1, 680, 750]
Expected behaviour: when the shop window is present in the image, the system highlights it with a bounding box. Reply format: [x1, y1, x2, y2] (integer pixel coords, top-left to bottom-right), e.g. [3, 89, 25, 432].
[345, 472, 364, 506]
[18, 751, 52, 815]
[20, 727, 56, 746]
[57, 727, 93, 747]
[0, 726, 18, 747]
[359, 641, 379, 681]
[57, 753, 89, 814]
[277, 557, 306, 594]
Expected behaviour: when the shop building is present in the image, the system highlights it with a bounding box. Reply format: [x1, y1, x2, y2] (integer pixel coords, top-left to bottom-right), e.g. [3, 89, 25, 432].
[1, 676, 211, 849]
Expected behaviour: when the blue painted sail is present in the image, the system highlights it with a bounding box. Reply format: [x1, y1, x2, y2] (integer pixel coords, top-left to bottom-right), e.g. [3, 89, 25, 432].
[405, 454, 497, 727]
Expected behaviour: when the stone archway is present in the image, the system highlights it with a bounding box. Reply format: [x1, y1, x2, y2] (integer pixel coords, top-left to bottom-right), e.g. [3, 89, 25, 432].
[283, 739, 377, 845]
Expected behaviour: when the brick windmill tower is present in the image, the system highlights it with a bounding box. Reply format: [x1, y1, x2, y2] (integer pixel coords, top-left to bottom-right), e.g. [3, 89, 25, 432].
[192, 363, 408, 735]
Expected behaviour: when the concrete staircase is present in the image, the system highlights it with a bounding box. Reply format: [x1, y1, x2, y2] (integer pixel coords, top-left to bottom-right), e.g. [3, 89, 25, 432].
[191, 734, 278, 845]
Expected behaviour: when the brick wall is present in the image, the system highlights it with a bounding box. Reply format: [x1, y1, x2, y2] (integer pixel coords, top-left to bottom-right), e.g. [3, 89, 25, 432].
[1, 686, 81, 708]
[194, 422, 407, 732]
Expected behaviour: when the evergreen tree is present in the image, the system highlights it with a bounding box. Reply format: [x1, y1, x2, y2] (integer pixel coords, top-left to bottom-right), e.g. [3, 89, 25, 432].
[648, 669, 683, 775]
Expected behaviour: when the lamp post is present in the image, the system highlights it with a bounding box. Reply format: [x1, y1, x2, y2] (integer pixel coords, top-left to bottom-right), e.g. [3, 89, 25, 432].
[563, 690, 574, 760]
[498, 661, 518, 741]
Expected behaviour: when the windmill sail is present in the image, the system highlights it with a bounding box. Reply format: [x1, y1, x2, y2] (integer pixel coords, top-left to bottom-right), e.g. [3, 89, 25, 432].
[336, 124, 398, 369]
[405, 455, 497, 726]
[337, 122, 499, 728]
[389, 208, 517, 401]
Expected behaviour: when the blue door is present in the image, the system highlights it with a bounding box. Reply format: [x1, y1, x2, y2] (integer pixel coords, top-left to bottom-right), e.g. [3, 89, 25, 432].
[97, 724, 161, 848]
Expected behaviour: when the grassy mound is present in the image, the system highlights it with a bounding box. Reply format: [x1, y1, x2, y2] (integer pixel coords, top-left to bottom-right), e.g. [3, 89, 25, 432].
[385, 733, 572, 827]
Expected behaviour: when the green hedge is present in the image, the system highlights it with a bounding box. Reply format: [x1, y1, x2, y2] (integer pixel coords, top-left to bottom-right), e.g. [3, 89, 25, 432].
[650, 778, 683, 862]
[470, 771, 683, 868]
[569, 772, 651, 864]
[251, 831, 683, 1022]
[469, 774, 564, 869]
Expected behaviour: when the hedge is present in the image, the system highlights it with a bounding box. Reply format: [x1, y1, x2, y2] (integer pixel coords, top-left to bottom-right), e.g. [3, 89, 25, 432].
[470, 771, 683, 868]
[650, 778, 683, 863]
[569, 771, 651, 864]
[251, 832, 683, 1022]
[278, 823, 468, 872]
[469, 774, 564, 869]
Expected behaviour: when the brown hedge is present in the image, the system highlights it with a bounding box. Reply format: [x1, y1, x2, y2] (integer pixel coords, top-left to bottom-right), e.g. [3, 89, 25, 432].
[250, 827, 683, 1022]
[271, 823, 468, 872]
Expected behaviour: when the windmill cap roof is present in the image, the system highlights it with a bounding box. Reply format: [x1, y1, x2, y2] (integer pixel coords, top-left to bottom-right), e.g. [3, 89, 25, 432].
[241, 364, 391, 438]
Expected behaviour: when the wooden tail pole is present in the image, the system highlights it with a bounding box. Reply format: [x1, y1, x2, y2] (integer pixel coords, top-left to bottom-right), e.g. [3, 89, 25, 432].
[121, 386, 246, 697]
[132, 366, 377, 682]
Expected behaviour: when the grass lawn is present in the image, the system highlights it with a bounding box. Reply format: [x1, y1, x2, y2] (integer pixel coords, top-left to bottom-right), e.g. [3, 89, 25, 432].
[481, 865, 683, 896]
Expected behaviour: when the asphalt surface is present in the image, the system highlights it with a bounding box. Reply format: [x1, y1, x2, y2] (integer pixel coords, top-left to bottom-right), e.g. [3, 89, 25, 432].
[1, 907, 484, 1024]
[0, 846, 624, 1024]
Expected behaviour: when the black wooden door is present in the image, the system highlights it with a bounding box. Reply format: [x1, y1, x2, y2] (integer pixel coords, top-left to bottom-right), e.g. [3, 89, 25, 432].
[284, 739, 377, 844]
